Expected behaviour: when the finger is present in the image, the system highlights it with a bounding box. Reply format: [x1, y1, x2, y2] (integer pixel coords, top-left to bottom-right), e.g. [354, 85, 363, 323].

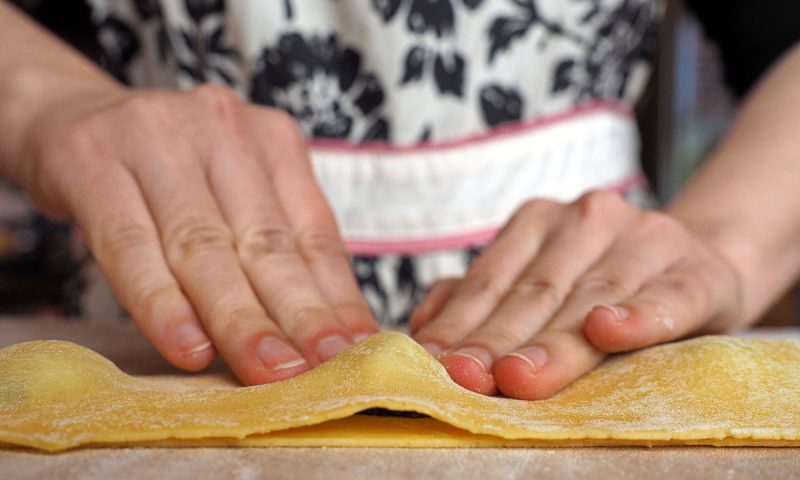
[129, 135, 311, 385]
[211, 154, 355, 363]
[584, 260, 737, 352]
[409, 278, 459, 344]
[489, 219, 680, 399]
[439, 193, 636, 395]
[412, 200, 560, 350]
[71, 165, 215, 371]
[248, 105, 378, 339]
[199, 110, 355, 363]
[491, 269, 618, 399]
[493, 329, 602, 400]
[437, 238, 606, 395]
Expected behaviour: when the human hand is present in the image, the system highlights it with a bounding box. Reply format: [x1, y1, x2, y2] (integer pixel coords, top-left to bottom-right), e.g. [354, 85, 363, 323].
[17, 84, 378, 384]
[410, 191, 743, 399]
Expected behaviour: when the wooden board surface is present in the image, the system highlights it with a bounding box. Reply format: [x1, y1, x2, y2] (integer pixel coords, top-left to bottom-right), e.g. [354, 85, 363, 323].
[1, 317, 799, 480]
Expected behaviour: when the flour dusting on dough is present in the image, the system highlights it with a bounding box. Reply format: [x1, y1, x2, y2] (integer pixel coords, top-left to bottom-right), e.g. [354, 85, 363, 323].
[0, 333, 799, 451]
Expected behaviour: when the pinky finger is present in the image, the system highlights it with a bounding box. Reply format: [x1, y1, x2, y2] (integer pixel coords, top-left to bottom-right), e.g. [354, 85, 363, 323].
[584, 263, 734, 353]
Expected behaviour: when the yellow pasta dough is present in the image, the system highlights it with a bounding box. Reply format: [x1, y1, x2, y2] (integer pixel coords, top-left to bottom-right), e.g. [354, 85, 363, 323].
[0, 332, 798, 451]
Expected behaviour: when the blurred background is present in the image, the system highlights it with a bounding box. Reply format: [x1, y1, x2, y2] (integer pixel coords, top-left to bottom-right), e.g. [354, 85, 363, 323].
[1, 0, 798, 326]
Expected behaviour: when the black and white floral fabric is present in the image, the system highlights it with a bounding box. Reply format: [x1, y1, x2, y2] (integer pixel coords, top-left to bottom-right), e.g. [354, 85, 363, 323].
[83, 0, 661, 327]
[251, 32, 390, 141]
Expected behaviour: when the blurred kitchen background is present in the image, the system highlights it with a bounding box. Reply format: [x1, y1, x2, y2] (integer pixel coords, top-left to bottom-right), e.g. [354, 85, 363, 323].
[1, 0, 797, 326]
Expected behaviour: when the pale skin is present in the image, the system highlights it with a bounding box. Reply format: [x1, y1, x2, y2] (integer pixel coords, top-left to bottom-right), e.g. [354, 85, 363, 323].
[3, 2, 800, 399]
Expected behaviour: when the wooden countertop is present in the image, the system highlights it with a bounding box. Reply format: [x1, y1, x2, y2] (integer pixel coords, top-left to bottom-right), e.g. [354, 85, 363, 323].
[1, 317, 798, 480]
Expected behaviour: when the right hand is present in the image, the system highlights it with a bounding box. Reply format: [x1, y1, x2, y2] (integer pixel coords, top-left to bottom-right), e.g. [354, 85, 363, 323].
[17, 83, 378, 384]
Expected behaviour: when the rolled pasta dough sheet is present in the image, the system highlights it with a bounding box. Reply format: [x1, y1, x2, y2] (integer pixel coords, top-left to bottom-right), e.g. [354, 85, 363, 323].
[0, 332, 798, 451]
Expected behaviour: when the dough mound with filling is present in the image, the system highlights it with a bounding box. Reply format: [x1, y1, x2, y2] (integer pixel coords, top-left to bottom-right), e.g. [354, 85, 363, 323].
[0, 332, 798, 451]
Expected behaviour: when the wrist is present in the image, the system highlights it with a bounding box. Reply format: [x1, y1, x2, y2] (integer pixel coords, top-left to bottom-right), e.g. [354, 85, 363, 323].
[667, 203, 794, 326]
[0, 63, 124, 183]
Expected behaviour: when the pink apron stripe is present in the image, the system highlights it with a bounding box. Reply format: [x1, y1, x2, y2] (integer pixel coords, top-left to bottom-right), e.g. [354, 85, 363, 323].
[309, 100, 632, 155]
[344, 172, 648, 256]
[346, 228, 500, 257]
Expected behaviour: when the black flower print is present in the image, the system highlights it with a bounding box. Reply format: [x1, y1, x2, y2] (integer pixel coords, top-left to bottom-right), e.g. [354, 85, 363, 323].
[374, 0, 482, 98]
[551, 0, 658, 100]
[374, 0, 484, 27]
[96, 15, 140, 84]
[400, 46, 465, 96]
[175, 0, 241, 86]
[185, 0, 225, 22]
[133, 0, 160, 18]
[406, 0, 455, 37]
[372, 0, 403, 22]
[487, 0, 580, 64]
[461, 0, 484, 9]
[432, 52, 466, 96]
[485, 0, 657, 104]
[282, 0, 294, 19]
[353, 255, 424, 327]
[251, 32, 390, 142]
[579, 0, 603, 23]
[479, 84, 524, 127]
[354, 256, 389, 324]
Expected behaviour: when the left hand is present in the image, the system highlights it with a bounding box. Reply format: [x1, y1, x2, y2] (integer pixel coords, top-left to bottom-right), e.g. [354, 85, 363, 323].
[410, 190, 743, 400]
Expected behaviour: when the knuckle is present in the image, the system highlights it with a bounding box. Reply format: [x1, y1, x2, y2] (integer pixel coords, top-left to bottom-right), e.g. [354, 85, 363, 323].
[641, 276, 708, 327]
[664, 273, 706, 307]
[207, 304, 266, 339]
[193, 84, 243, 117]
[278, 303, 338, 338]
[662, 270, 695, 293]
[638, 210, 681, 236]
[575, 190, 623, 220]
[288, 304, 333, 325]
[508, 277, 564, 306]
[513, 198, 558, 224]
[57, 118, 101, 154]
[94, 217, 155, 262]
[166, 219, 234, 264]
[237, 225, 297, 264]
[192, 84, 246, 135]
[50, 115, 114, 164]
[576, 274, 631, 298]
[457, 272, 502, 301]
[333, 300, 372, 323]
[119, 92, 170, 125]
[469, 325, 527, 355]
[265, 107, 303, 137]
[130, 282, 179, 319]
[296, 229, 347, 260]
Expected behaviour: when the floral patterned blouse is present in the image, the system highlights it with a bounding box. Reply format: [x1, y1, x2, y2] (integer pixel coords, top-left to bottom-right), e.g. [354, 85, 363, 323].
[81, 0, 661, 327]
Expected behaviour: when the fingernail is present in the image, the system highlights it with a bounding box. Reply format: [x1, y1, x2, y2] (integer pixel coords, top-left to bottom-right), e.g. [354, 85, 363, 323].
[257, 336, 306, 371]
[597, 304, 630, 321]
[174, 323, 212, 354]
[420, 342, 443, 357]
[506, 346, 548, 372]
[273, 358, 308, 371]
[315, 334, 352, 361]
[448, 346, 493, 371]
